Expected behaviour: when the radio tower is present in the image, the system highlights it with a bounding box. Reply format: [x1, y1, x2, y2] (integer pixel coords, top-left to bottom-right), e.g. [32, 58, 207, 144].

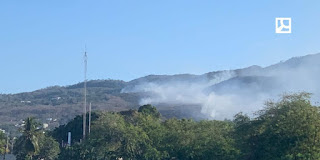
[83, 47, 87, 140]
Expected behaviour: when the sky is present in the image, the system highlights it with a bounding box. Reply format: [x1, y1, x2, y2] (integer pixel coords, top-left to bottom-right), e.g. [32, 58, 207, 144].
[1, 0, 320, 94]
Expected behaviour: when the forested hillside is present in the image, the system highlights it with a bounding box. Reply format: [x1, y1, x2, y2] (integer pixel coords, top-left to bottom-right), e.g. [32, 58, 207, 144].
[1, 53, 320, 135]
[6, 93, 320, 160]
[0, 79, 203, 135]
[0, 80, 138, 134]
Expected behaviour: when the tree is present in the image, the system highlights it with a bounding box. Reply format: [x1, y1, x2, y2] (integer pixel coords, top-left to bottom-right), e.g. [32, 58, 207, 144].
[163, 118, 239, 160]
[0, 132, 9, 158]
[234, 92, 320, 160]
[50, 112, 100, 145]
[138, 104, 161, 119]
[56, 106, 240, 160]
[14, 117, 60, 160]
[14, 117, 41, 160]
[84, 112, 161, 160]
[37, 135, 60, 160]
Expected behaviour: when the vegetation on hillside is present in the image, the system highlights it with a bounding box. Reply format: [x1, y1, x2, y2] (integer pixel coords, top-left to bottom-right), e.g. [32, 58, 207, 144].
[0, 80, 140, 135]
[9, 92, 320, 160]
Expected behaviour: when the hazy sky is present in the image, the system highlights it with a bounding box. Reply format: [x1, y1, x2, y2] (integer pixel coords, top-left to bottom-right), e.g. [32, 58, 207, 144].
[1, 0, 320, 93]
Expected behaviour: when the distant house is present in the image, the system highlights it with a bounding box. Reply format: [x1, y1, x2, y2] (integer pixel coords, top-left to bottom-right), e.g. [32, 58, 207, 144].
[51, 97, 62, 100]
[20, 100, 31, 103]
[43, 123, 49, 129]
[0, 128, 5, 133]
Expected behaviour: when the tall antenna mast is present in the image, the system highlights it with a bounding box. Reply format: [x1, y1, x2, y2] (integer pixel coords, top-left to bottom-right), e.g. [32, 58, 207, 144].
[83, 46, 87, 140]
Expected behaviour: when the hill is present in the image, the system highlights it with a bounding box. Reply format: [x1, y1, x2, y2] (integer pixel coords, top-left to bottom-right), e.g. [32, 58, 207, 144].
[1, 53, 320, 134]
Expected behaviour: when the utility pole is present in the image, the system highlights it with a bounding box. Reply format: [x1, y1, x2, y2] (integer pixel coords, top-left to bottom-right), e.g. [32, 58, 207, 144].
[83, 48, 87, 140]
[3, 135, 8, 160]
[11, 138, 14, 154]
[88, 102, 92, 135]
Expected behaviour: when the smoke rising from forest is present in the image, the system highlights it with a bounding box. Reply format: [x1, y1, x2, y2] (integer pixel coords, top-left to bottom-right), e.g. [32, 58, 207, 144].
[122, 54, 320, 119]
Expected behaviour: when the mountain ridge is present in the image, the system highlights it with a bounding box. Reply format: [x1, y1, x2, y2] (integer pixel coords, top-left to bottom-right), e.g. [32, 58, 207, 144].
[1, 53, 319, 133]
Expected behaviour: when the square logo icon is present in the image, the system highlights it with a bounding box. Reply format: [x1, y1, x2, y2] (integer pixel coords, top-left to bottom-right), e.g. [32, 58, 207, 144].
[275, 18, 291, 33]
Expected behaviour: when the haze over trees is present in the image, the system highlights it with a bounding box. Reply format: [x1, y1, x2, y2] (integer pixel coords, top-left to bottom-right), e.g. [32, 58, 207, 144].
[1, 53, 320, 136]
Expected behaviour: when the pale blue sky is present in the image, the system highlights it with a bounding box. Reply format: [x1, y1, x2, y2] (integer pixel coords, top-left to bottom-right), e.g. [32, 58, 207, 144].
[1, 0, 320, 93]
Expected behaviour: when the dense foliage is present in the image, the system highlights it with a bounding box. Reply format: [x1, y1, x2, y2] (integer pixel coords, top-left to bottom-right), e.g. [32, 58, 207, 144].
[234, 93, 320, 160]
[11, 93, 320, 160]
[0, 131, 8, 157]
[13, 117, 60, 160]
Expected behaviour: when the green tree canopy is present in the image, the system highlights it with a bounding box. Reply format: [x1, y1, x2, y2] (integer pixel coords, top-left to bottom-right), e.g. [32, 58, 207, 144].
[138, 104, 161, 119]
[0, 132, 8, 156]
[234, 92, 320, 160]
[14, 117, 60, 160]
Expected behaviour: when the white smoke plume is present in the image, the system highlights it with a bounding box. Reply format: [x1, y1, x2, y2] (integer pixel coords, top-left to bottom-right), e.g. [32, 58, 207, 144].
[122, 54, 320, 120]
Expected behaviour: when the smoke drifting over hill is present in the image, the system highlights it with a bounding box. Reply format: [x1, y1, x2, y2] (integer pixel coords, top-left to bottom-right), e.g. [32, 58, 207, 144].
[122, 54, 320, 119]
